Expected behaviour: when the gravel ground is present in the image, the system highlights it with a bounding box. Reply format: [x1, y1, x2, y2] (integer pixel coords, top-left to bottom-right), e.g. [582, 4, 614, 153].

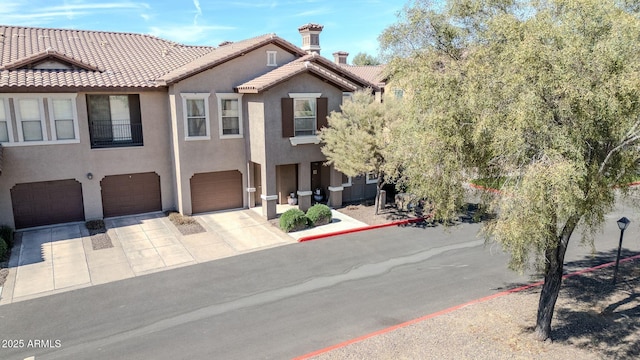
[320, 203, 640, 360]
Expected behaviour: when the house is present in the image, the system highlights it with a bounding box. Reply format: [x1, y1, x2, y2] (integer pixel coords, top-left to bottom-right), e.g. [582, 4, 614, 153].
[0, 23, 380, 229]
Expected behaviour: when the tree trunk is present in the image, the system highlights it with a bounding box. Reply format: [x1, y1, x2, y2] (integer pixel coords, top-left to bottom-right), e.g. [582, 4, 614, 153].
[374, 176, 385, 215]
[533, 216, 579, 341]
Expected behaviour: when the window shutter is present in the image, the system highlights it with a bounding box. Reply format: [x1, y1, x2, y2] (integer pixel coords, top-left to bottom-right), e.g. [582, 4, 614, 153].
[281, 97, 294, 137]
[316, 97, 328, 130]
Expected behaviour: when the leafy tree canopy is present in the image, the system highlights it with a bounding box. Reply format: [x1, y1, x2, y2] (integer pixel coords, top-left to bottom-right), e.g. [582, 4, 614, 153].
[352, 52, 382, 65]
[380, 0, 640, 340]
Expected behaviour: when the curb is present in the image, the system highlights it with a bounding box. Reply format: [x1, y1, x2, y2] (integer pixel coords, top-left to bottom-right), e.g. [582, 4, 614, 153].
[292, 253, 640, 360]
[298, 217, 427, 242]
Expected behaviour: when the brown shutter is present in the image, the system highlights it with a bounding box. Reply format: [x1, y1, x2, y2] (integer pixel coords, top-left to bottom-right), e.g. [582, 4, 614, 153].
[281, 97, 294, 137]
[316, 97, 328, 131]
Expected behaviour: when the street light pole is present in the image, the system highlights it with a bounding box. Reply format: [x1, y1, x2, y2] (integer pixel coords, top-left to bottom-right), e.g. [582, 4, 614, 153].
[613, 216, 630, 285]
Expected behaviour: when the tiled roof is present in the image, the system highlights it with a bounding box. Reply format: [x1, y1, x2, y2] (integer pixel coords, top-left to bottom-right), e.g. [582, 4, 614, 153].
[0, 25, 211, 89]
[340, 65, 387, 87]
[237, 53, 380, 93]
[158, 34, 306, 85]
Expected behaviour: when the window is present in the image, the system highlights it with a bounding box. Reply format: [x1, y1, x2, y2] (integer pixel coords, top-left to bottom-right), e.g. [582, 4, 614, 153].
[281, 93, 327, 144]
[342, 92, 353, 104]
[366, 172, 379, 184]
[216, 93, 243, 138]
[181, 93, 210, 140]
[16, 98, 44, 141]
[50, 98, 77, 140]
[0, 98, 10, 143]
[267, 51, 277, 66]
[342, 174, 352, 187]
[87, 94, 143, 148]
[293, 98, 316, 136]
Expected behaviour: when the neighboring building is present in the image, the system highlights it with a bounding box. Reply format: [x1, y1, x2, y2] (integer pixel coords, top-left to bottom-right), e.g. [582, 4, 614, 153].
[0, 23, 380, 229]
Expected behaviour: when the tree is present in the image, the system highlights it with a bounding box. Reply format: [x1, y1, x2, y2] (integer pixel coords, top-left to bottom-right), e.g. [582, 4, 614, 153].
[320, 89, 401, 214]
[352, 52, 381, 66]
[380, 0, 640, 340]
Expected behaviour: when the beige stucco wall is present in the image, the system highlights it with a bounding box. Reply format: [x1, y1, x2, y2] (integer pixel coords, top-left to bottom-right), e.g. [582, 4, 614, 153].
[168, 44, 298, 214]
[0, 91, 175, 228]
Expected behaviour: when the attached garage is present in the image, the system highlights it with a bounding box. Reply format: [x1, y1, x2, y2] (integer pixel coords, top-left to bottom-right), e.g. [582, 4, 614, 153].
[190, 170, 243, 213]
[101, 172, 161, 218]
[11, 179, 85, 229]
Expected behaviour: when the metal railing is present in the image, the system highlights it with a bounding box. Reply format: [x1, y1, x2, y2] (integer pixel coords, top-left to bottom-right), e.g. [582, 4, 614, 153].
[90, 121, 143, 148]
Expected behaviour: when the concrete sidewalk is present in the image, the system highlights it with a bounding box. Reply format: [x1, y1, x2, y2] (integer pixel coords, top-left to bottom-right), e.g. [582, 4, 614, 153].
[0, 207, 365, 305]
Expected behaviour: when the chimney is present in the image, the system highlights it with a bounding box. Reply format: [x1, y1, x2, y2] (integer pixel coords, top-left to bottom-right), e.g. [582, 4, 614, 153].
[333, 51, 349, 65]
[298, 23, 323, 55]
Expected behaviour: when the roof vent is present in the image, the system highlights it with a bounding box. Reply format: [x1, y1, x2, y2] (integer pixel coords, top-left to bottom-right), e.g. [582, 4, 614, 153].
[218, 40, 233, 47]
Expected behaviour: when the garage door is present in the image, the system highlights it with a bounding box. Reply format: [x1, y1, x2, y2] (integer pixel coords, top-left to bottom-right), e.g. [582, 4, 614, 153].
[191, 171, 243, 213]
[11, 179, 85, 229]
[101, 172, 161, 218]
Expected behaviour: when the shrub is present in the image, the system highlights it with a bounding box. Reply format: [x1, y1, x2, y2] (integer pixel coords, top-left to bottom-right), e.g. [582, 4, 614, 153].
[167, 211, 197, 225]
[85, 220, 105, 231]
[279, 208, 310, 232]
[0, 238, 7, 259]
[0, 225, 14, 248]
[306, 204, 332, 226]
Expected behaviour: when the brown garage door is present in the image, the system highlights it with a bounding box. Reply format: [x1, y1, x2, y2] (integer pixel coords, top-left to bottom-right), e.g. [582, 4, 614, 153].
[191, 171, 243, 213]
[101, 172, 161, 218]
[11, 179, 85, 229]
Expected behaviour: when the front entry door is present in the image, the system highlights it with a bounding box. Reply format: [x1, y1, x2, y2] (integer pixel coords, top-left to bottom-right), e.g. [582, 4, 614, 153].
[311, 162, 322, 191]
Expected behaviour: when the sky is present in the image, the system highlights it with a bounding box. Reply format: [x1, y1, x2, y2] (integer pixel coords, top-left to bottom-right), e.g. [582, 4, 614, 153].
[1, 0, 408, 64]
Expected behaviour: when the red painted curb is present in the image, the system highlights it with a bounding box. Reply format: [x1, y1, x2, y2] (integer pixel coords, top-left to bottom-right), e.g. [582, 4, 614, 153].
[298, 217, 427, 242]
[292, 253, 640, 360]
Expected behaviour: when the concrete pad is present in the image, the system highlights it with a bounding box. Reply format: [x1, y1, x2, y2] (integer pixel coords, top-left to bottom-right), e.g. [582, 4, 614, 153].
[120, 238, 155, 251]
[51, 242, 86, 261]
[222, 225, 289, 251]
[85, 247, 128, 267]
[115, 227, 147, 238]
[13, 264, 54, 298]
[139, 218, 167, 231]
[109, 217, 142, 227]
[53, 263, 91, 289]
[149, 236, 180, 248]
[50, 225, 82, 241]
[198, 211, 260, 233]
[144, 228, 174, 239]
[179, 232, 225, 248]
[155, 244, 195, 266]
[187, 243, 237, 263]
[19, 240, 52, 265]
[125, 248, 166, 274]
[89, 262, 135, 285]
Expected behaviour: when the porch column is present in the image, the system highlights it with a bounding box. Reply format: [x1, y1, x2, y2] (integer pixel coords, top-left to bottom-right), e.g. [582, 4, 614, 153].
[297, 162, 312, 212]
[247, 162, 256, 208]
[261, 164, 277, 219]
[327, 165, 344, 208]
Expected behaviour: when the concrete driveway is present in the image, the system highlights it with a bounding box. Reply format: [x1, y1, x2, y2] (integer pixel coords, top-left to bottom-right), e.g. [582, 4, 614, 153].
[0, 207, 366, 305]
[0, 209, 294, 305]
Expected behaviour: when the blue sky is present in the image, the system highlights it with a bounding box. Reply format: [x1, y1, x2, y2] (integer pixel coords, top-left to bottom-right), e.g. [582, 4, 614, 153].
[1, 0, 407, 63]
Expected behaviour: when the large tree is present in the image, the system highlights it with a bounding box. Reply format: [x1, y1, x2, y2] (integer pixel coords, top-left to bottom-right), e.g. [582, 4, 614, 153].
[352, 52, 381, 66]
[320, 90, 401, 214]
[381, 0, 640, 340]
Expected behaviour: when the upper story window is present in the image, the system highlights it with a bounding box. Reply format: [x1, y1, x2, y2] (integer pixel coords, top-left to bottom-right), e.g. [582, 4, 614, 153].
[87, 94, 143, 148]
[267, 51, 277, 66]
[216, 93, 243, 138]
[342, 92, 353, 104]
[281, 93, 328, 145]
[0, 98, 11, 143]
[0, 94, 79, 146]
[16, 98, 45, 141]
[366, 172, 379, 184]
[181, 93, 210, 140]
[293, 98, 316, 136]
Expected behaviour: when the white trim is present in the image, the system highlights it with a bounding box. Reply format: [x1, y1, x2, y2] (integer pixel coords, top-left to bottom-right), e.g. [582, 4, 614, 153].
[341, 176, 352, 187]
[14, 95, 46, 142]
[297, 190, 313, 197]
[0, 97, 14, 143]
[215, 93, 243, 139]
[328, 186, 344, 192]
[181, 93, 211, 140]
[260, 194, 278, 201]
[288, 93, 322, 98]
[267, 50, 277, 66]
[247, 187, 256, 192]
[47, 94, 80, 141]
[366, 172, 379, 184]
[289, 135, 321, 146]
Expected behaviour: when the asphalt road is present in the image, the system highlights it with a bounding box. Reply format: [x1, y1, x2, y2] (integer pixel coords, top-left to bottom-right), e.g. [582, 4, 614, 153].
[1, 205, 639, 360]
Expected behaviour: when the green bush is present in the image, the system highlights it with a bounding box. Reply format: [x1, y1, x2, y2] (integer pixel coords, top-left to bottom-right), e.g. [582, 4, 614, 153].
[306, 204, 332, 226]
[279, 208, 310, 232]
[85, 220, 105, 231]
[0, 238, 8, 259]
[0, 225, 14, 248]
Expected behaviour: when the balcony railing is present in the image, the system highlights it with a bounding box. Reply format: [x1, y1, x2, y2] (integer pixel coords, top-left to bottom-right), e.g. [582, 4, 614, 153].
[90, 121, 143, 148]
